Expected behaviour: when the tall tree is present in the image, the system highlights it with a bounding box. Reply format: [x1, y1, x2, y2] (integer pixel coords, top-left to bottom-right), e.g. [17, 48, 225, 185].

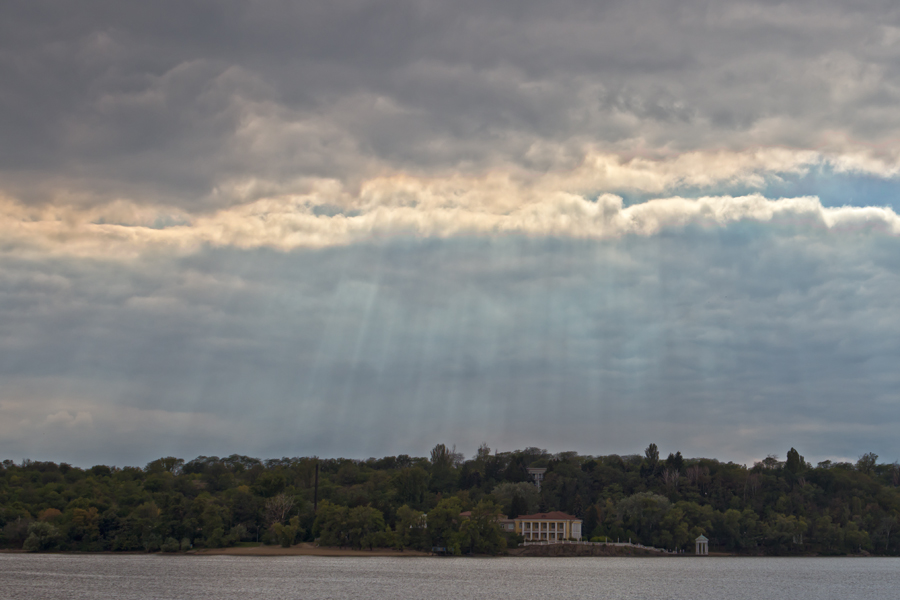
[785, 448, 804, 474]
[642, 443, 660, 477]
[509, 494, 528, 519]
[857, 453, 878, 475]
[429, 443, 456, 493]
[458, 499, 506, 555]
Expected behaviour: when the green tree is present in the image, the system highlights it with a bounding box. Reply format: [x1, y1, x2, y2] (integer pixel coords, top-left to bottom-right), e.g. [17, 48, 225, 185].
[393, 467, 429, 506]
[427, 497, 462, 553]
[642, 444, 660, 477]
[145, 457, 184, 475]
[458, 499, 507, 555]
[785, 448, 804, 474]
[654, 507, 690, 550]
[347, 506, 386, 550]
[23, 521, 59, 552]
[271, 516, 302, 548]
[492, 482, 539, 515]
[314, 500, 350, 547]
[509, 494, 528, 519]
[857, 453, 878, 475]
[429, 444, 456, 493]
[161, 537, 180, 552]
[618, 492, 670, 543]
[395, 504, 427, 550]
[665, 452, 684, 473]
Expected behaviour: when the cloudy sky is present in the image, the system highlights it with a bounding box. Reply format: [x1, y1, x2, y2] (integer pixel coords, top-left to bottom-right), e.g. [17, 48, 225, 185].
[2, 0, 900, 467]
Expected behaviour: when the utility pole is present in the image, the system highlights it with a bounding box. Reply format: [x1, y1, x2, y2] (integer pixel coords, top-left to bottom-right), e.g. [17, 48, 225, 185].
[313, 460, 319, 513]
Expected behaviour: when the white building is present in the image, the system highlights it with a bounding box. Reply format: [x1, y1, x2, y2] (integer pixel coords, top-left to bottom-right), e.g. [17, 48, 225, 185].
[514, 511, 582, 541]
[526, 467, 547, 491]
[695, 534, 709, 555]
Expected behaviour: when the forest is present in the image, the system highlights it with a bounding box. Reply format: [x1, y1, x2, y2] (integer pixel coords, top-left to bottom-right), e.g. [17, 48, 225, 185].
[2, 444, 898, 556]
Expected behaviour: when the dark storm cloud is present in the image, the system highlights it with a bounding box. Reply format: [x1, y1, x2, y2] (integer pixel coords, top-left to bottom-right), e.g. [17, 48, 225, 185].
[2, 0, 900, 207]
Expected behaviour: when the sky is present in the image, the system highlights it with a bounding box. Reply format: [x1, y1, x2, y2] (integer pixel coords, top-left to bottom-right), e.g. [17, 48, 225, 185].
[2, 0, 900, 468]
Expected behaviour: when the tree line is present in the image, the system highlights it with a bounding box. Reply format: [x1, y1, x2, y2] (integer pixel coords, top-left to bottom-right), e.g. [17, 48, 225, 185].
[2, 443, 898, 555]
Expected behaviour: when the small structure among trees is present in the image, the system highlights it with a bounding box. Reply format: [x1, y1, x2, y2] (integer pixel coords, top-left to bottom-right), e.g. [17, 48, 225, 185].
[695, 534, 709, 555]
[527, 467, 547, 491]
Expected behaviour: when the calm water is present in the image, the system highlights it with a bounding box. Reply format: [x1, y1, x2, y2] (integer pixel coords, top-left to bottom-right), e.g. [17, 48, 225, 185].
[1, 554, 897, 600]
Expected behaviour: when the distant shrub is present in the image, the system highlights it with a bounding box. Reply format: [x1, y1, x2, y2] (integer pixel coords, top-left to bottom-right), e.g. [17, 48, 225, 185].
[206, 527, 225, 548]
[23, 522, 59, 552]
[226, 524, 248, 546]
[261, 527, 279, 546]
[144, 533, 162, 552]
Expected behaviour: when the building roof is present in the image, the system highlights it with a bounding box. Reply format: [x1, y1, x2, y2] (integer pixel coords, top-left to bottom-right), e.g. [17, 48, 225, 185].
[695, 535, 708, 541]
[514, 511, 580, 521]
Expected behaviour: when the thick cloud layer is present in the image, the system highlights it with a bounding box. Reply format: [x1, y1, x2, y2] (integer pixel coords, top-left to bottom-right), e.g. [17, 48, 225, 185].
[1, 1, 900, 466]
[2, 0, 900, 209]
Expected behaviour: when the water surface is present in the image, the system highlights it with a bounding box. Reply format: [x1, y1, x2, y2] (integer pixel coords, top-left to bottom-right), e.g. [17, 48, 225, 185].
[2, 554, 896, 600]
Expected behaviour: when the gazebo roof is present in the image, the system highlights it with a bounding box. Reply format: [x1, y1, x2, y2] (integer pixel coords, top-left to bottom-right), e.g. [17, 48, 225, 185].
[695, 535, 708, 541]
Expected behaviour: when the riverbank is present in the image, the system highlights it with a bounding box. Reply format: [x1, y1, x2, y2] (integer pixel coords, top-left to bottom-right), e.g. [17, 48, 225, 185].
[192, 542, 431, 557]
[0, 544, 870, 558]
[198, 542, 690, 558]
[508, 544, 679, 557]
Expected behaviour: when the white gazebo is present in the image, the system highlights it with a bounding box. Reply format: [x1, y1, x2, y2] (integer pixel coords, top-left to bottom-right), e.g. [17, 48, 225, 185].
[695, 534, 709, 555]
[526, 467, 547, 491]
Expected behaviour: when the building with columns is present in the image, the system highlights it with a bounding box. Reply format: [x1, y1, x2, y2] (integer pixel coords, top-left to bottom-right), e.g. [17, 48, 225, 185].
[526, 467, 547, 491]
[695, 534, 708, 555]
[514, 511, 582, 541]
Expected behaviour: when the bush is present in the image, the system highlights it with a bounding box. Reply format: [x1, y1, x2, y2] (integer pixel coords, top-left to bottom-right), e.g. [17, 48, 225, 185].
[161, 537, 180, 552]
[2, 518, 31, 547]
[206, 527, 225, 548]
[23, 522, 59, 552]
[270, 517, 301, 548]
[112, 534, 142, 551]
[144, 533, 162, 552]
[22, 535, 40, 552]
[261, 527, 279, 545]
[225, 524, 248, 546]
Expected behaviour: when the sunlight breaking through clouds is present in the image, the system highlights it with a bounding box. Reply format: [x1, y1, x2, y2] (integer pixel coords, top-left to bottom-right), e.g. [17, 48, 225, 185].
[2, 151, 900, 258]
[3, 0, 900, 466]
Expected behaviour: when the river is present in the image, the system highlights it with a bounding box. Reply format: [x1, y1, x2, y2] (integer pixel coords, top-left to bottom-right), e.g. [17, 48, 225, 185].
[2, 554, 897, 599]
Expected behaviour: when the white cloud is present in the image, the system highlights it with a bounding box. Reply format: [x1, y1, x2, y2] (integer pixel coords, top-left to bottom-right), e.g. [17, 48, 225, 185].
[0, 147, 898, 259]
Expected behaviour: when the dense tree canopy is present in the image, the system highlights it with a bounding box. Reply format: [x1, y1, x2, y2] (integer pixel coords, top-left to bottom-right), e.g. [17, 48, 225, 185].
[2, 445, 899, 555]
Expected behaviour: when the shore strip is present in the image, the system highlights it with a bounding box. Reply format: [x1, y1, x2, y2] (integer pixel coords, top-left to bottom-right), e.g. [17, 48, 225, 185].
[192, 543, 431, 557]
